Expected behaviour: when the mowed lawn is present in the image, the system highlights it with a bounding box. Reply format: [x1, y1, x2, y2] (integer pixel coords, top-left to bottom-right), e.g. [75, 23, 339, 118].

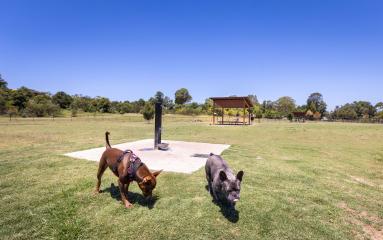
[0, 115, 382, 240]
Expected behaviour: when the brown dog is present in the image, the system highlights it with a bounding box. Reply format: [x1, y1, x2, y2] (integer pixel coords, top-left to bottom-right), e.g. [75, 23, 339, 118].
[94, 132, 162, 208]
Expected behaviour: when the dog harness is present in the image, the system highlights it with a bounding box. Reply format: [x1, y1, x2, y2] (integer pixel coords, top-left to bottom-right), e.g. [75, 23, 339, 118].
[115, 150, 143, 181]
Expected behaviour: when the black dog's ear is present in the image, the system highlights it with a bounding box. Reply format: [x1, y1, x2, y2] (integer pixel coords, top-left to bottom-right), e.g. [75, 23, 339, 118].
[219, 171, 227, 181]
[236, 170, 244, 181]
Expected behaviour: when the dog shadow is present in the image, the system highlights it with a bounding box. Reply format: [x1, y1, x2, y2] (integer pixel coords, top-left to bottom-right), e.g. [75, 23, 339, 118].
[205, 185, 239, 223]
[102, 183, 158, 209]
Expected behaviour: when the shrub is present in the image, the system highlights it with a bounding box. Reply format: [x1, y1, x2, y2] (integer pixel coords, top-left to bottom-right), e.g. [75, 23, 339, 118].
[142, 102, 155, 122]
[287, 113, 293, 121]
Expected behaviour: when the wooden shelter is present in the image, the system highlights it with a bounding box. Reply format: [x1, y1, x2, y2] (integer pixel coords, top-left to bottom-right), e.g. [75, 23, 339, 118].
[292, 111, 306, 122]
[210, 97, 254, 125]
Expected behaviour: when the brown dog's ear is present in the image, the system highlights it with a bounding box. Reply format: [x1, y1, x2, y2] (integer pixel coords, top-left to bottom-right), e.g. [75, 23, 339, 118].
[236, 170, 244, 181]
[152, 169, 163, 177]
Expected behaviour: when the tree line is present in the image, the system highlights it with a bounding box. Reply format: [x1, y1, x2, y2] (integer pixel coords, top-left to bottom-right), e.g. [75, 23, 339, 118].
[256, 93, 383, 121]
[0, 75, 203, 119]
[0, 74, 382, 121]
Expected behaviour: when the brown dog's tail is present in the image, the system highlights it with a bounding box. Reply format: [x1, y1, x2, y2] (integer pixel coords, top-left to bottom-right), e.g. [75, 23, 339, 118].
[105, 131, 111, 148]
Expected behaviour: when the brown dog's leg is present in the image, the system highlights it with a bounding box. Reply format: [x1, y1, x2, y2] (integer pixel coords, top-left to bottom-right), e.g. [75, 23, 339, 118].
[94, 157, 108, 194]
[118, 179, 132, 208]
[124, 181, 130, 196]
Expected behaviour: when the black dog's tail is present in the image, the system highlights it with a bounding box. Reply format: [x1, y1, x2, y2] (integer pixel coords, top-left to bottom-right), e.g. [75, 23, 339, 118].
[105, 131, 111, 148]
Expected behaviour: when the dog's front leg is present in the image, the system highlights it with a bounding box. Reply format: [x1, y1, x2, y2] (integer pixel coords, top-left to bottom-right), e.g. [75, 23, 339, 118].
[124, 181, 131, 203]
[207, 180, 213, 196]
[118, 179, 132, 208]
[211, 184, 219, 202]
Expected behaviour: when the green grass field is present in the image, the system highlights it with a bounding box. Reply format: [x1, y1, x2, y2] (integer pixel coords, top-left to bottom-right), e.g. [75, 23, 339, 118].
[1, 115, 382, 239]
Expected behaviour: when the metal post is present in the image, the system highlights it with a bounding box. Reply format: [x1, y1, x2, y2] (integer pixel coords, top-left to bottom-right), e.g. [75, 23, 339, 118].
[154, 102, 162, 148]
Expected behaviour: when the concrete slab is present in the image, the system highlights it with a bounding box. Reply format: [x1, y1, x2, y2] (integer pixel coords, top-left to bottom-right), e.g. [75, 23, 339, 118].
[63, 139, 230, 174]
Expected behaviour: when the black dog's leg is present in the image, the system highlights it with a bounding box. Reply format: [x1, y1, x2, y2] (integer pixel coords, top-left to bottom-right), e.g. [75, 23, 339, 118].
[208, 181, 214, 195]
[205, 168, 215, 197]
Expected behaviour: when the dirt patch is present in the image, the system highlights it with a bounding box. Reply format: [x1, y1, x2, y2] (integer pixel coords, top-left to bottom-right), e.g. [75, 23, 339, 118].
[338, 202, 383, 240]
[363, 225, 383, 240]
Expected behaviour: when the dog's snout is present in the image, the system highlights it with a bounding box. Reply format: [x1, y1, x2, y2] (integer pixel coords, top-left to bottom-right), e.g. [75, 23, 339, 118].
[143, 191, 152, 198]
[233, 194, 240, 201]
[144, 193, 154, 202]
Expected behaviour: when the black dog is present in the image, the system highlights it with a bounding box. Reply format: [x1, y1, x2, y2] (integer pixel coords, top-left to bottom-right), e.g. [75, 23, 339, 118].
[205, 153, 244, 205]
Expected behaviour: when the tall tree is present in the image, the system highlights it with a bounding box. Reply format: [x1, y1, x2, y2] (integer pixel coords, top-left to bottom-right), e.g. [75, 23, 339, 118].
[154, 91, 165, 104]
[71, 95, 93, 112]
[52, 91, 73, 109]
[11, 87, 40, 111]
[25, 95, 60, 117]
[162, 96, 174, 110]
[202, 98, 213, 114]
[375, 102, 383, 112]
[295, 105, 307, 112]
[130, 98, 146, 113]
[0, 75, 10, 114]
[275, 96, 296, 117]
[261, 100, 275, 113]
[175, 88, 192, 105]
[93, 97, 111, 113]
[332, 103, 357, 120]
[353, 101, 376, 118]
[247, 94, 259, 105]
[118, 101, 133, 114]
[307, 92, 327, 115]
[376, 102, 383, 119]
[0, 94, 7, 114]
[0, 74, 8, 90]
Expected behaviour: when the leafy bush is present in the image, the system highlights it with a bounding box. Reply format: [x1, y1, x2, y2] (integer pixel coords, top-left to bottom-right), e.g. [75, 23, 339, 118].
[287, 113, 293, 121]
[142, 102, 155, 121]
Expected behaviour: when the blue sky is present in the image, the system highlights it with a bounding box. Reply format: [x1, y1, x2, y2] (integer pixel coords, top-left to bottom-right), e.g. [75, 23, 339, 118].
[0, 0, 382, 110]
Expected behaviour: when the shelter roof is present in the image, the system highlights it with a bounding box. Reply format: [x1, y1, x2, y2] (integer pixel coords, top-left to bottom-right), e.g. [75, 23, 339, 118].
[210, 97, 254, 108]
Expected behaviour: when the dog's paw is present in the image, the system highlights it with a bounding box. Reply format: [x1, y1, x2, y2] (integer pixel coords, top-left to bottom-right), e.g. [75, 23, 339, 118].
[125, 202, 133, 209]
[93, 189, 101, 195]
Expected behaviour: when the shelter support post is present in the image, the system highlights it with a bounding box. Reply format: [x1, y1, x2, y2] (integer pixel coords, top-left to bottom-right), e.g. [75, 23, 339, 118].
[243, 103, 246, 125]
[248, 108, 251, 125]
[222, 107, 224, 124]
[212, 102, 215, 125]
